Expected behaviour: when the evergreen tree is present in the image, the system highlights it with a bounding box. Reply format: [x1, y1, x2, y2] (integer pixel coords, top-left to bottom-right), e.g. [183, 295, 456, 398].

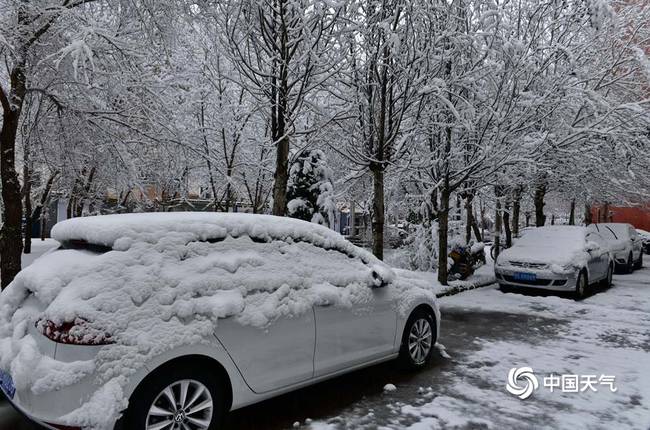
[287, 150, 336, 228]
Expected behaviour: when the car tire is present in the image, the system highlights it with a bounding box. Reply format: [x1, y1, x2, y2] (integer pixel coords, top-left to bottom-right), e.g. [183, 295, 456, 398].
[399, 308, 436, 370]
[634, 252, 643, 270]
[574, 270, 588, 300]
[122, 362, 225, 430]
[600, 264, 613, 289]
[626, 253, 634, 274]
[499, 284, 512, 293]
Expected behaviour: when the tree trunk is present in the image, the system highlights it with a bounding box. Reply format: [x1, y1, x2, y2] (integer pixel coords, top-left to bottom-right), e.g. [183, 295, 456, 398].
[0, 109, 24, 288]
[568, 199, 576, 225]
[437, 188, 450, 285]
[23, 159, 32, 254]
[512, 187, 521, 237]
[503, 200, 512, 248]
[470, 209, 482, 242]
[534, 182, 546, 227]
[371, 166, 385, 260]
[271, 136, 289, 216]
[464, 193, 473, 244]
[584, 203, 592, 225]
[494, 195, 502, 260]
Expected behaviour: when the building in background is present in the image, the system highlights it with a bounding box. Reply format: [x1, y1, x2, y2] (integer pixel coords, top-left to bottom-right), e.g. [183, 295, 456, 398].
[591, 203, 650, 230]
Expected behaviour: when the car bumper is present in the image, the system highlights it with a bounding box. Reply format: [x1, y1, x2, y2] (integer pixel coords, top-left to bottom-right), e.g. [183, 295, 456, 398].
[495, 267, 578, 292]
[0, 334, 106, 430]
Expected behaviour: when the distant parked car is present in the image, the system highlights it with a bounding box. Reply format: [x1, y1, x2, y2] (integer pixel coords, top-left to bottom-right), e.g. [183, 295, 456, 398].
[0, 213, 440, 430]
[588, 223, 643, 273]
[495, 226, 613, 300]
[637, 229, 650, 255]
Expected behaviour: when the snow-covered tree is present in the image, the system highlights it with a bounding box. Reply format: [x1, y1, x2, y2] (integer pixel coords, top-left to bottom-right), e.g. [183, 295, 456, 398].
[287, 149, 336, 229]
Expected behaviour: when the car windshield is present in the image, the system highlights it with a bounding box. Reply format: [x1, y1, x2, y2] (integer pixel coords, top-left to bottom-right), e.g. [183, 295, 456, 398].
[517, 227, 585, 250]
[605, 224, 630, 239]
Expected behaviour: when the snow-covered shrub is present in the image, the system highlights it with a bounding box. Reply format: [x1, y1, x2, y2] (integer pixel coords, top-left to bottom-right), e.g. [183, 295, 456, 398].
[389, 222, 439, 272]
[287, 149, 336, 229]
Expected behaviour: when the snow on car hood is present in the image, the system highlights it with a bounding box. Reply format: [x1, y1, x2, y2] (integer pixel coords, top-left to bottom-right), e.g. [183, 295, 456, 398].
[499, 243, 587, 268]
[498, 226, 589, 271]
[0, 213, 422, 429]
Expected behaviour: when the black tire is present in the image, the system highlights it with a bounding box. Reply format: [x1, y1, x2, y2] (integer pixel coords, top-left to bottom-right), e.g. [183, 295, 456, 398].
[625, 253, 634, 274]
[634, 252, 643, 270]
[600, 264, 613, 289]
[499, 284, 512, 293]
[575, 270, 588, 300]
[398, 308, 437, 370]
[122, 362, 225, 430]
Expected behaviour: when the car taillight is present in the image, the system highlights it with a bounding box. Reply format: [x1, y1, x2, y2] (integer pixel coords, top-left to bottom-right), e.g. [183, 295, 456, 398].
[36, 318, 114, 346]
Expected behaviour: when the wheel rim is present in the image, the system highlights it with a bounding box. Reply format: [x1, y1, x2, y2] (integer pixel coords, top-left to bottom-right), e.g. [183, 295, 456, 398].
[408, 318, 433, 365]
[146, 379, 213, 430]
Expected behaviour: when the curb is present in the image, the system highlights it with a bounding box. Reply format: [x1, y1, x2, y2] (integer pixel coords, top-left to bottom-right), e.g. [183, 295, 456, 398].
[436, 279, 496, 298]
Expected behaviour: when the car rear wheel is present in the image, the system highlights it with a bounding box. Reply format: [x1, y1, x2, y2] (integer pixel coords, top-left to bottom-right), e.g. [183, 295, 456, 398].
[634, 251, 643, 270]
[123, 363, 224, 430]
[399, 309, 436, 370]
[575, 270, 588, 300]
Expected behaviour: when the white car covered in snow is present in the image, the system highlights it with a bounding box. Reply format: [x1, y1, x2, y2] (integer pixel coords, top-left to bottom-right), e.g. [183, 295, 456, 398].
[588, 223, 643, 273]
[495, 226, 613, 299]
[638, 228, 650, 254]
[0, 213, 440, 430]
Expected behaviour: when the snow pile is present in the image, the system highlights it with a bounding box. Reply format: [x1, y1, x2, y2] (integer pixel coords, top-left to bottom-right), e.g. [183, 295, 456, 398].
[0, 213, 437, 429]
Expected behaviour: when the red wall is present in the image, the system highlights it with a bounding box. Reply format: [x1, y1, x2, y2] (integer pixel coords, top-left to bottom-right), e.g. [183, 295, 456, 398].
[591, 205, 650, 231]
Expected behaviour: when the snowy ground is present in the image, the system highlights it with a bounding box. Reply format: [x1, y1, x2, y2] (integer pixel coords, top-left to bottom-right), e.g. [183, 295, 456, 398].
[2, 244, 649, 430]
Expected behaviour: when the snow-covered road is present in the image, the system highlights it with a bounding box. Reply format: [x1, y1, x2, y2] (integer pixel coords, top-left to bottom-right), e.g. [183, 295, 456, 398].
[2, 259, 649, 430]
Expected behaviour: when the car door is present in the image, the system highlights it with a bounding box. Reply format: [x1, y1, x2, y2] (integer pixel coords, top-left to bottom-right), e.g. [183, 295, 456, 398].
[313, 253, 397, 377]
[216, 310, 316, 394]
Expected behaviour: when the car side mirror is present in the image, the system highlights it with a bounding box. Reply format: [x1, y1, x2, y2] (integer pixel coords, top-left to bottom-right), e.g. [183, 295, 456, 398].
[371, 269, 387, 288]
[584, 241, 599, 252]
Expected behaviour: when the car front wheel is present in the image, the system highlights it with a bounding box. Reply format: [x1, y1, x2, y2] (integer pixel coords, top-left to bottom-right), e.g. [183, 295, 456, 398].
[600, 264, 613, 289]
[626, 253, 634, 274]
[575, 270, 588, 300]
[123, 363, 224, 430]
[635, 251, 643, 270]
[399, 309, 436, 370]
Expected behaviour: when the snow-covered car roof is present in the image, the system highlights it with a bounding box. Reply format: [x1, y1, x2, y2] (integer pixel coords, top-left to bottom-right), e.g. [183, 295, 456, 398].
[52, 212, 362, 255]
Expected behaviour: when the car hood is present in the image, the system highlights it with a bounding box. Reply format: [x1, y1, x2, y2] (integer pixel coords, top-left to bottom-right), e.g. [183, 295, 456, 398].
[499, 244, 588, 268]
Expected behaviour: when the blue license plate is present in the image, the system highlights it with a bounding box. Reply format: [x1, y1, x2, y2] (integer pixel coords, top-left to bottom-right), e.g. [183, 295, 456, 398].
[514, 272, 537, 282]
[0, 369, 15, 399]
